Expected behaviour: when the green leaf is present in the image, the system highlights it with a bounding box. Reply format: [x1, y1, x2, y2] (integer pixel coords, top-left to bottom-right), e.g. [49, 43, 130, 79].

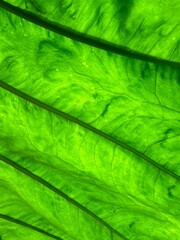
[0, 1, 180, 239]
[2, 0, 180, 61]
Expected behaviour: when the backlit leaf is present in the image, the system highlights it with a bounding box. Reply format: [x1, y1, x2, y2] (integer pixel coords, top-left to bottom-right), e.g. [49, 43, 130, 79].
[0, 1, 180, 239]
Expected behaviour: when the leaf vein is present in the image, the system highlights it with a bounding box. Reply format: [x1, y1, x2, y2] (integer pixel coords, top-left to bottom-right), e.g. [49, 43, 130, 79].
[0, 154, 128, 240]
[1, 81, 179, 181]
[0, 1, 180, 67]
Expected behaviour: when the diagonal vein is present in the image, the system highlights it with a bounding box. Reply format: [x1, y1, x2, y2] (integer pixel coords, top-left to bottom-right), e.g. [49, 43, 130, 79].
[0, 0, 180, 67]
[1, 81, 179, 181]
[0, 214, 63, 240]
[0, 154, 128, 240]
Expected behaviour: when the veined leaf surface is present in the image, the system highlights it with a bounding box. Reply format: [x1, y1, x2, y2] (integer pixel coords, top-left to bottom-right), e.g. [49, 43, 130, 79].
[0, 0, 180, 239]
[1, 0, 180, 61]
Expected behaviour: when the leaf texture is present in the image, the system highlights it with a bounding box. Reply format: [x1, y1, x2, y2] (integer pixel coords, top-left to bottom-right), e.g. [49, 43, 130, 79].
[2, 0, 180, 61]
[0, 0, 180, 240]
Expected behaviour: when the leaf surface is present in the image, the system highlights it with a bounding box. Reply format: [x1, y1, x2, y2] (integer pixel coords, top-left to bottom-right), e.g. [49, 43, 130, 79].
[0, 1, 180, 240]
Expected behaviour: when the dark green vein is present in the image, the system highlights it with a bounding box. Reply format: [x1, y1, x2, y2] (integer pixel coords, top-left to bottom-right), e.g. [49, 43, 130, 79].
[1, 81, 179, 181]
[0, 154, 128, 240]
[0, 214, 63, 240]
[0, 1, 180, 67]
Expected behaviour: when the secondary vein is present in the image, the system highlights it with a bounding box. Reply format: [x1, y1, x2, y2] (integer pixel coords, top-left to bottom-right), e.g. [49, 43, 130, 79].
[0, 0, 180, 67]
[1, 81, 179, 181]
[0, 214, 63, 240]
[0, 154, 128, 240]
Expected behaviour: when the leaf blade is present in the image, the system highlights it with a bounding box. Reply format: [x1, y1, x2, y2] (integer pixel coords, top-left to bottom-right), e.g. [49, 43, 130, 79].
[1, 87, 180, 239]
[0, 1, 180, 239]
